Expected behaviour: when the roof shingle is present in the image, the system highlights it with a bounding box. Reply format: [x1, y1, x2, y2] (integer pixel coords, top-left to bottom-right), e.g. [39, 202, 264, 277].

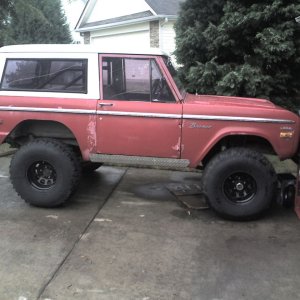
[145, 0, 183, 15]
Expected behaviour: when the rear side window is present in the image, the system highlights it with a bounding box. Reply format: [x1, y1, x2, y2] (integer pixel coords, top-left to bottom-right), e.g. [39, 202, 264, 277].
[0, 59, 87, 93]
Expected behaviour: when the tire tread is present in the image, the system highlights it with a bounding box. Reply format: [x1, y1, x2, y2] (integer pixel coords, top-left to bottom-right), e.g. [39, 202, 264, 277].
[10, 138, 81, 207]
[202, 147, 277, 220]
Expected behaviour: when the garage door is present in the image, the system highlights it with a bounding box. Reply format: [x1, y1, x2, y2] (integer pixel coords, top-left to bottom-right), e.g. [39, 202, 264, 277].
[91, 31, 150, 49]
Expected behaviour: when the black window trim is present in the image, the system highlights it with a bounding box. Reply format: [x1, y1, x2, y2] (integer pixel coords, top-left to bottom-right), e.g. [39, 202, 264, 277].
[0, 58, 88, 94]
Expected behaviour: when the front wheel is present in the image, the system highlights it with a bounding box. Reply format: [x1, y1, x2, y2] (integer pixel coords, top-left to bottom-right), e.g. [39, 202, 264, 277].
[202, 148, 277, 220]
[10, 139, 81, 207]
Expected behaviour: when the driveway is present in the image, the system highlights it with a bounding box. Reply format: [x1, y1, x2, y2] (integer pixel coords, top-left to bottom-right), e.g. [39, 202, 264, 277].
[0, 155, 300, 300]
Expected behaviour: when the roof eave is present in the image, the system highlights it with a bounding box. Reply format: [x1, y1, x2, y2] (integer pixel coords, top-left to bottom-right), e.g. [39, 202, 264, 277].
[75, 15, 177, 32]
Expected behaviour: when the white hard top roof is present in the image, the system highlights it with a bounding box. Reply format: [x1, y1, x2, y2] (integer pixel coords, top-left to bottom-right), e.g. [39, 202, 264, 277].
[0, 44, 168, 56]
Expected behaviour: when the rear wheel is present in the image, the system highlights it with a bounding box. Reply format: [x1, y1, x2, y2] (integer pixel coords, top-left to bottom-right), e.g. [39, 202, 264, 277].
[10, 139, 81, 207]
[202, 148, 277, 220]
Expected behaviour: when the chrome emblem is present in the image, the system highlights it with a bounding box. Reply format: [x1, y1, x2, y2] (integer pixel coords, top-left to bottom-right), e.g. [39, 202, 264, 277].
[189, 122, 212, 129]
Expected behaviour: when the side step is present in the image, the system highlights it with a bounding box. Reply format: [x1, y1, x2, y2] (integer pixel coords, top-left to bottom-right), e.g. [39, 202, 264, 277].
[90, 154, 190, 169]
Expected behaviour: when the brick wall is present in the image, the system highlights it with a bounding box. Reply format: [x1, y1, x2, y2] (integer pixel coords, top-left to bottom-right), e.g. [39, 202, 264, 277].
[150, 21, 159, 48]
[83, 32, 91, 44]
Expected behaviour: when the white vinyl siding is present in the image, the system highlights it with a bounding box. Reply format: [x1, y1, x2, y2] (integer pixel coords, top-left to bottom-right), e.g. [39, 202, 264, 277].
[160, 21, 176, 55]
[90, 23, 150, 49]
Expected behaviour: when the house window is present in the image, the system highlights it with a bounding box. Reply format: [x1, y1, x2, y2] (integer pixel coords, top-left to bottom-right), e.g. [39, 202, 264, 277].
[102, 57, 175, 102]
[0, 59, 87, 93]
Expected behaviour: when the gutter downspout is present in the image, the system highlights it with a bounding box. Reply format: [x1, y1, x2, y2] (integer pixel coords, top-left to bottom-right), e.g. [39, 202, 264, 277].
[159, 17, 169, 53]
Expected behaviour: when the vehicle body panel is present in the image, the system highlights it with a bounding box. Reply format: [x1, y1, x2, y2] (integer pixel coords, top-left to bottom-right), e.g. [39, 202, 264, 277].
[96, 100, 182, 158]
[96, 54, 182, 158]
[181, 94, 299, 166]
[0, 96, 97, 160]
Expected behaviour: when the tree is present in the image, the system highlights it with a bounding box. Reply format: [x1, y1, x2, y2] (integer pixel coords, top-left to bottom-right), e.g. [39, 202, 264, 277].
[9, 0, 72, 44]
[0, 0, 13, 47]
[175, 0, 300, 111]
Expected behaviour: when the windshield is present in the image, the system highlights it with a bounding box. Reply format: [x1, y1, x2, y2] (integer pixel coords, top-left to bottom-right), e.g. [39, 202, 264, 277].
[163, 56, 185, 98]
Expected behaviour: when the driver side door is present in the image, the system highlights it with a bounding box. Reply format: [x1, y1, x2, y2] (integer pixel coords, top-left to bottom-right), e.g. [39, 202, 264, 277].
[96, 54, 182, 159]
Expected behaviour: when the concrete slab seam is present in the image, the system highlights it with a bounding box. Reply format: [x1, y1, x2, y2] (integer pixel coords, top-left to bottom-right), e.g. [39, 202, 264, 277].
[36, 167, 129, 300]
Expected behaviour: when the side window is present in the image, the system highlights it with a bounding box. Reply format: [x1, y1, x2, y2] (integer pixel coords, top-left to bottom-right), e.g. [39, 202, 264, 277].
[125, 59, 150, 98]
[150, 59, 175, 103]
[102, 57, 150, 101]
[102, 57, 175, 102]
[0, 59, 87, 93]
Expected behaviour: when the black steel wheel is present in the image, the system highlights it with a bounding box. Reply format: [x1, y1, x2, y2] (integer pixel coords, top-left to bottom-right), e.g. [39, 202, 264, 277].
[202, 148, 277, 220]
[223, 172, 257, 204]
[27, 161, 57, 189]
[10, 139, 81, 207]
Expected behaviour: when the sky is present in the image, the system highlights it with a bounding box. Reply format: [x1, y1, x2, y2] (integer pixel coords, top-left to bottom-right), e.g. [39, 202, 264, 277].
[61, 0, 87, 43]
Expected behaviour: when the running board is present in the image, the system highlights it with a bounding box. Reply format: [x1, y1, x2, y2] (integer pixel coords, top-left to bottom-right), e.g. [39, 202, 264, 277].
[90, 154, 190, 169]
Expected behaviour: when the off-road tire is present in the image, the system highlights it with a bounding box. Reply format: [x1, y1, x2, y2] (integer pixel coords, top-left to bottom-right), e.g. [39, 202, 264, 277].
[10, 139, 81, 207]
[202, 148, 277, 220]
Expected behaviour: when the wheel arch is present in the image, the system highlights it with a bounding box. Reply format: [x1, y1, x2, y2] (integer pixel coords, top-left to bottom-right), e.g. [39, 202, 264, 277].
[201, 134, 276, 167]
[5, 119, 79, 147]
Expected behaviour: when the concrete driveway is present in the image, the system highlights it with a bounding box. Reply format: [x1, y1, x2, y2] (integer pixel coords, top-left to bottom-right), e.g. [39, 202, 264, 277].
[0, 154, 300, 300]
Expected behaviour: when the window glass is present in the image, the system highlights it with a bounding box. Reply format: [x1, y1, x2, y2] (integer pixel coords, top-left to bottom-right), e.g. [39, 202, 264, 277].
[0, 59, 87, 93]
[102, 57, 175, 102]
[1, 60, 38, 90]
[125, 59, 150, 95]
[102, 57, 150, 101]
[102, 60, 108, 86]
[162, 56, 185, 97]
[151, 59, 176, 102]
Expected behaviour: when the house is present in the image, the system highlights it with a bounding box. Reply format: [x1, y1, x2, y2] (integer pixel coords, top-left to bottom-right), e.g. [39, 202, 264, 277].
[75, 0, 183, 55]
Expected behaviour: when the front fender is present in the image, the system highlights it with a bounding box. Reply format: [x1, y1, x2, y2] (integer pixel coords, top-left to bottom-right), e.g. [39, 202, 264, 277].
[181, 120, 296, 167]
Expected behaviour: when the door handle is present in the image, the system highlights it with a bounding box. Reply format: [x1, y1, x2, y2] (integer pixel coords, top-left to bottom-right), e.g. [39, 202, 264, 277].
[99, 103, 113, 107]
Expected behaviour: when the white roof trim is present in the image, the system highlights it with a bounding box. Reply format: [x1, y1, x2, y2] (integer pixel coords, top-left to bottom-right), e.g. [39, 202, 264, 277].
[76, 15, 177, 32]
[75, 0, 178, 32]
[75, 0, 97, 31]
[0, 44, 168, 56]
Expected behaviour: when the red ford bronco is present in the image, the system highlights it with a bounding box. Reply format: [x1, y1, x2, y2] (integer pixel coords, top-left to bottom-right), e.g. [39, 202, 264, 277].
[0, 44, 299, 220]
